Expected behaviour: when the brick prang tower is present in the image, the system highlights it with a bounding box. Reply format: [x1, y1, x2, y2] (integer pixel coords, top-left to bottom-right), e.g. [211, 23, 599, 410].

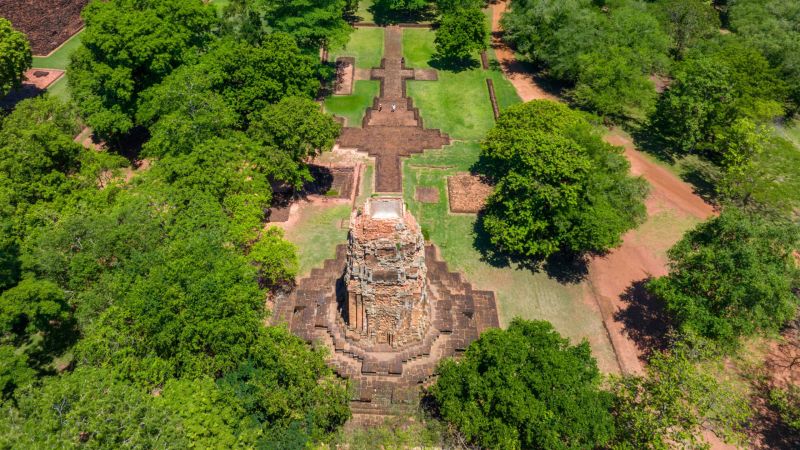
[344, 198, 429, 348]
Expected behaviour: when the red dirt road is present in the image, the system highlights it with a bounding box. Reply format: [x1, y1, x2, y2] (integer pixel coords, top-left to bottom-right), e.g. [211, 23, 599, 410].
[589, 133, 714, 375]
[490, 1, 715, 375]
[490, 1, 558, 102]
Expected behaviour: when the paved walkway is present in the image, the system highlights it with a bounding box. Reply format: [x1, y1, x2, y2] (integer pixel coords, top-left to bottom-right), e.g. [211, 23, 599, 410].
[338, 26, 449, 192]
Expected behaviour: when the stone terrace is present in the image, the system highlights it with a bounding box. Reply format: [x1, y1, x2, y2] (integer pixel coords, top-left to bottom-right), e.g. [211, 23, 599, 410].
[271, 245, 499, 417]
[337, 26, 449, 193]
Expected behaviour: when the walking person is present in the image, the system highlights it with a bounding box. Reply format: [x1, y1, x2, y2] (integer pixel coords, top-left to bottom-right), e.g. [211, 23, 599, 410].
[378, 103, 382, 112]
[391, 103, 396, 112]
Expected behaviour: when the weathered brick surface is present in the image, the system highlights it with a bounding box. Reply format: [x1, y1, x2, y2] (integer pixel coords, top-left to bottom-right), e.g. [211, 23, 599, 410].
[271, 240, 499, 417]
[336, 26, 450, 192]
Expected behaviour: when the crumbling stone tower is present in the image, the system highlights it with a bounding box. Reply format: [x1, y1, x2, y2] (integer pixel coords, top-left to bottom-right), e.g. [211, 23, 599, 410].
[344, 198, 428, 348]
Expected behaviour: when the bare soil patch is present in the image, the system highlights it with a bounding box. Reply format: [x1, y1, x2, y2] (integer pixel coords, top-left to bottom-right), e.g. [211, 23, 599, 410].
[0, 0, 88, 55]
[25, 69, 64, 89]
[490, 1, 560, 102]
[306, 165, 355, 199]
[334, 57, 355, 95]
[0, 69, 64, 109]
[268, 164, 356, 222]
[447, 173, 493, 213]
[267, 205, 292, 223]
[414, 186, 439, 203]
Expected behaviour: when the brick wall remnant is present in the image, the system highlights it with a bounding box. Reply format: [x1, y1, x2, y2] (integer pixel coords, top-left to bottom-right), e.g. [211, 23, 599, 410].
[344, 198, 428, 348]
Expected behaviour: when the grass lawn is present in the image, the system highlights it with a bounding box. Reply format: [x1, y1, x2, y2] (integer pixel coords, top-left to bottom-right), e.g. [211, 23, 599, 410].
[402, 142, 618, 372]
[284, 164, 375, 276]
[284, 203, 351, 277]
[749, 131, 800, 216]
[403, 28, 520, 140]
[47, 75, 71, 102]
[324, 80, 380, 127]
[330, 27, 384, 69]
[398, 27, 623, 371]
[356, 0, 375, 23]
[32, 30, 83, 70]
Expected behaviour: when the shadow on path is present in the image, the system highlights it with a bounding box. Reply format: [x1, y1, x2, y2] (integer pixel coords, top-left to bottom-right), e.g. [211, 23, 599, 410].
[613, 278, 673, 359]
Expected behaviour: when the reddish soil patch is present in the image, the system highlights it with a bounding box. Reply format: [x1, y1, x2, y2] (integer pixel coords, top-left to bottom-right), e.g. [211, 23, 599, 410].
[447, 173, 493, 213]
[414, 186, 439, 203]
[0, 69, 64, 109]
[334, 57, 355, 95]
[25, 69, 65, 89]
[490, 1, 559, 102]
[605, 133, 715, 218]
[586, 134, 715, 375]
[0, 0, 88, 55]
[764, 325, 800, 389]
[267, 205, 292, 223]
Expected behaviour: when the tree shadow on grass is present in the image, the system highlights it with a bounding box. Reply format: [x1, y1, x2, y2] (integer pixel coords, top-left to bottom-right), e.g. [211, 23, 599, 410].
[429, 55, 481, 73]
[613, 278, 674, 360]
[369, 2, 435, 25]
[629, 123, 677, 165]
[471, 211, 590, 285]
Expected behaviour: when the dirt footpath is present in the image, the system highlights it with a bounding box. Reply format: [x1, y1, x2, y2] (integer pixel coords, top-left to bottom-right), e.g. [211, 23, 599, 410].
[490, 1, 558, 102]
[490, 1, 715, 375]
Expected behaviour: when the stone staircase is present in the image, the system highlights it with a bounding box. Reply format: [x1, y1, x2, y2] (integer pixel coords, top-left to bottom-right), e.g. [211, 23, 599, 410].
[271, 244, 499, 418]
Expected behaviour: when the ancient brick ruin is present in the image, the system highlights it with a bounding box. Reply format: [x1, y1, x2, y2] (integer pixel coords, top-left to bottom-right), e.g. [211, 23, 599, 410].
[337, 26, 450, 193]
[271, 25, 499, 421]
[344, 198, 429, 348]
[272, 198, 499, 418]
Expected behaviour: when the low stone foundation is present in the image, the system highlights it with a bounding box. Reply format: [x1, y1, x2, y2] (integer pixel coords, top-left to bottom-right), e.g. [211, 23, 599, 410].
[271, 244, 499, 417]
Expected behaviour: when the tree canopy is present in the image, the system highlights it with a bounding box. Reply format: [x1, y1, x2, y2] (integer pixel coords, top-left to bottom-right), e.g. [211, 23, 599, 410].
[68, 0, 216, 137]
[611, 344, 751, 449]
[226, 0, 352, 49]
[729, 0, 800, 112]
[430, 318, 616, 449]
[479, 100, 647, 260]
[502, 0, 671, 119]
[2, 21, 348, 440]
[434, 6, 488, 63]
[648, 208, 800, 348]
[652, 36, 786, 159]
[0, 18, 31, 97]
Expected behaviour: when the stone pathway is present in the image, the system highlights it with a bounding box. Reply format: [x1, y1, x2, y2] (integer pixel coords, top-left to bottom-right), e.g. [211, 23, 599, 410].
[337, 26, 449, 192]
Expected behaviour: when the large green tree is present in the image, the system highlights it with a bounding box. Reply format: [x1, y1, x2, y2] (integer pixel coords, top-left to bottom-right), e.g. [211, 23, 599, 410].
[648, 208, 800, 348]
[434, 6, 488, 63]
[0, 18, 32, 97]
[654, 0, 721, 58]
[729, 0, 800, 111]
[226, 0, 351, 49]
[372, 0, 432, 23]
[502, 0, 670, 119]
[69, 0, 216, 137]
[0, 97, 84, 291]
[0, 97, 82, 209]
[248, 96, 341, 189]
[652, 37, 786, 158]
[479, 100, 647, 260]
[430, 319, 616, 449]
[611, 345, 751, 449]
